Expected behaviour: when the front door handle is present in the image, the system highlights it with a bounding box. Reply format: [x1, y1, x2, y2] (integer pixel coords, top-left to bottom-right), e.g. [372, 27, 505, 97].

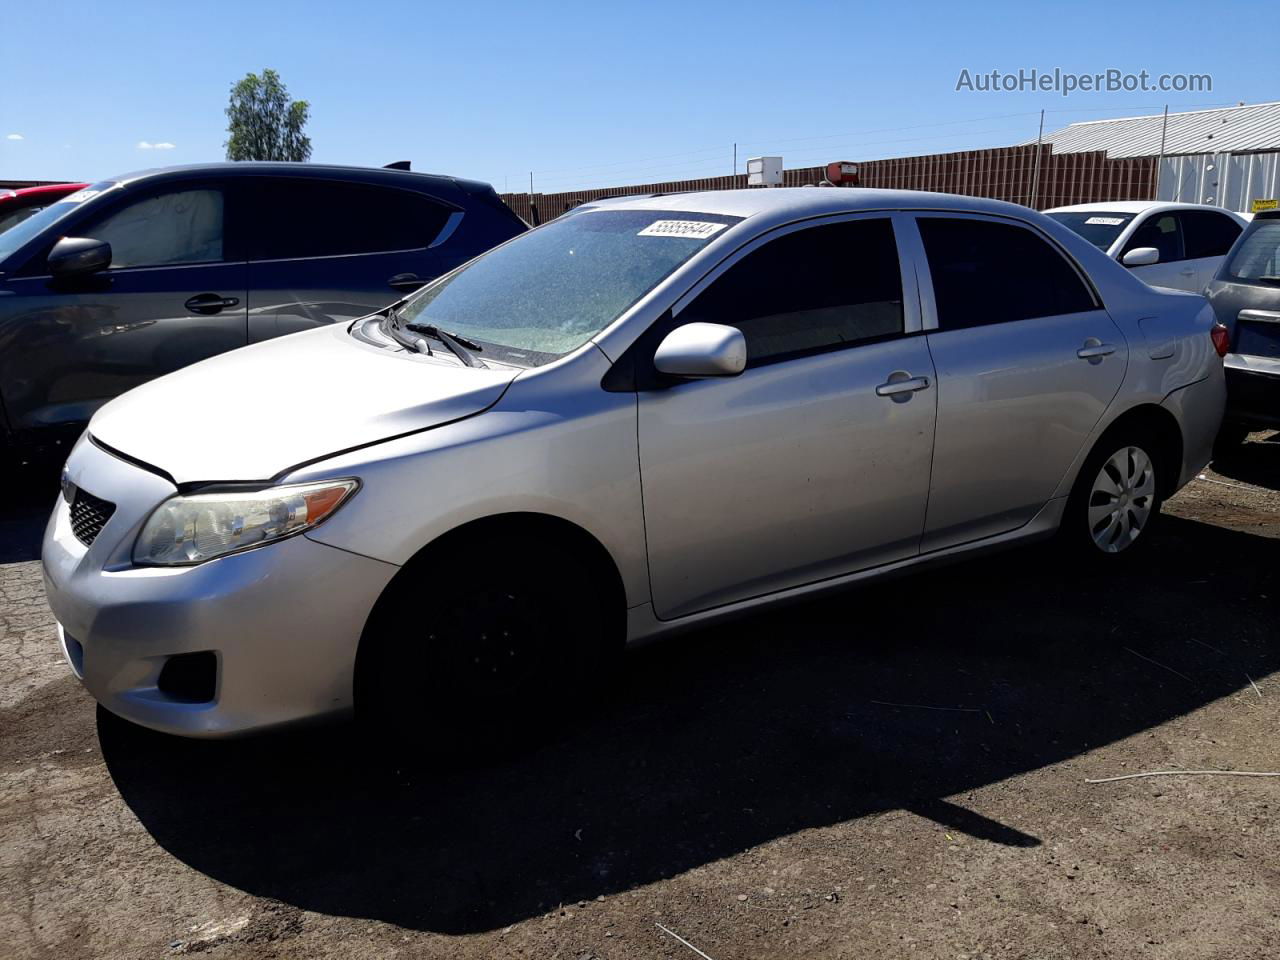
[875, 374, 931, 398]
[184, 293, 240, 315]
[1077, 338, 1116, 362]
[388, 273, 427, 292]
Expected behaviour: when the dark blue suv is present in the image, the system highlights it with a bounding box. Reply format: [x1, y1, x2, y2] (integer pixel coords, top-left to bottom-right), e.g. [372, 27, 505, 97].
[0, 163, 526, 454]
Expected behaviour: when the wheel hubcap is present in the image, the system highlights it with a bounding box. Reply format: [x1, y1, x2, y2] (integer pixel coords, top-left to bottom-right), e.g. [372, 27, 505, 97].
[1087, 446, 1156, 553]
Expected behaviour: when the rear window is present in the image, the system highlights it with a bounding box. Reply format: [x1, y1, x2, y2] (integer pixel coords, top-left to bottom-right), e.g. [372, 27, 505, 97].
[1182, 210, 1243, 260]
[253, 179, 454, 260]
[1224, 218, 1280, 284]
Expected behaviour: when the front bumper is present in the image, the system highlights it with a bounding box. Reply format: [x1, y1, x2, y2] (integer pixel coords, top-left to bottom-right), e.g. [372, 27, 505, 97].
[42, 436, 398, 738]
[1224, 354, 1280, 428]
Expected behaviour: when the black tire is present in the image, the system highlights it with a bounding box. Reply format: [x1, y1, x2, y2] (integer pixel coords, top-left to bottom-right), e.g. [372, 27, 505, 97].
[355, 536, 620, 759]
[1060, 429, 1166, 560]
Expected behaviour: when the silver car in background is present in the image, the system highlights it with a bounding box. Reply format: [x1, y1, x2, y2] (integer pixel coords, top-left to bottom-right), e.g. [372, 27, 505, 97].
[42, 188, 1228, 740]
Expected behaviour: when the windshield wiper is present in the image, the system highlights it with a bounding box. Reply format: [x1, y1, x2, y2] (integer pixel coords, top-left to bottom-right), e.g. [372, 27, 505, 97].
[404, 322, 486, 368]
[383, 305, 432, 355]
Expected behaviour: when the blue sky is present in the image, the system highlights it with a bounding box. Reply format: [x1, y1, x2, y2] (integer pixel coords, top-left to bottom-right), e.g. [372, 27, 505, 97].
[3, 0, 1275, 193]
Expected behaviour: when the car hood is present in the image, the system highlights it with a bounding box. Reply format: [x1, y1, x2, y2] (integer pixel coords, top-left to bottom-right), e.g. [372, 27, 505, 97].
[89, 324, 518, 483]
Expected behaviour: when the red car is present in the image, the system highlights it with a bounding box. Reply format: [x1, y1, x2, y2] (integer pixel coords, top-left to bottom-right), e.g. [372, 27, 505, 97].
[0, 182, 89, 234]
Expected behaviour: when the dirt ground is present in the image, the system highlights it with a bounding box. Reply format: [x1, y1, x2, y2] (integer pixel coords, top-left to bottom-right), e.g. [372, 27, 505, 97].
[2, 435, 1277, 960]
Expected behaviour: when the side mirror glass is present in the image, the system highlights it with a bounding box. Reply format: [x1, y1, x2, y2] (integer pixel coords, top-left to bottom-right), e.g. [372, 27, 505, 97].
[1122, 246, 1160, 267]
[47, 236, 112, 277]
[653, 322, 747, 379]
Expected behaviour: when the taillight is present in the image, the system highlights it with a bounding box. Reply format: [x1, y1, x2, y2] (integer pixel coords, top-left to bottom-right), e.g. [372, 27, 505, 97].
[1210, 322, 1230, 358]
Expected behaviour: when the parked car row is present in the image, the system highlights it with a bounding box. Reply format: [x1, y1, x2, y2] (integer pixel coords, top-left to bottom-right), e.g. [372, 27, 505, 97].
[0, 163, 526, 455]
[44, 187, 1230, 740]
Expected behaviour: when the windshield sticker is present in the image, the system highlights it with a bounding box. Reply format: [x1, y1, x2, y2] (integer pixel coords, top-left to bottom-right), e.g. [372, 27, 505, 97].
[1085, 216, 1126, 226]
[637, 220, 729, 239]
[62, 189, 103, 204]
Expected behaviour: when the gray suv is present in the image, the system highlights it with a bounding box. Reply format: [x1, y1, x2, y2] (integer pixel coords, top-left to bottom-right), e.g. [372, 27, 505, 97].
[0, 163, 525, 459]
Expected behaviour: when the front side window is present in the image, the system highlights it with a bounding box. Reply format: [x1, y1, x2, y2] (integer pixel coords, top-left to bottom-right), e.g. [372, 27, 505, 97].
[679, 219, 904, 365]
[919, 217, 1097, 331]
[254, 180, 452, 260]
[1181, 210, 1243, 260]
[395, 209, 741, 366]
[0, 182, 118, 266]
[88, 189, 224, 268]
[1123, 213, 1183, 263]
[1224, 219, 1280, 284]
[1046, 211, 1136, 251]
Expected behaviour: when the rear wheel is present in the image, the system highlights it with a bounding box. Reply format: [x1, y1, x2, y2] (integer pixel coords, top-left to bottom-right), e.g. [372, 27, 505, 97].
[355, 537, 619, 758]
[1062, 432, 1164, 558]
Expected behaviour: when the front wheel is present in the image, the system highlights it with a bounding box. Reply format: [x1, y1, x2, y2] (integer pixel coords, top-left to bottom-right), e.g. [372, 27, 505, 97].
[355, 538, 619, 758]
[1062, 434, 1164, 558]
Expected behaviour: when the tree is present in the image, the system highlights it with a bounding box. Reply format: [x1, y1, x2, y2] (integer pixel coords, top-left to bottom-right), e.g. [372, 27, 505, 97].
[224, 69, 311, 162]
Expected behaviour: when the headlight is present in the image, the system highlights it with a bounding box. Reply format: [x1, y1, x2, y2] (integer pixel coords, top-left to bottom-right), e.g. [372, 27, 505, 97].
[61, 463, 75, 503]
[133, 479, 358, 566]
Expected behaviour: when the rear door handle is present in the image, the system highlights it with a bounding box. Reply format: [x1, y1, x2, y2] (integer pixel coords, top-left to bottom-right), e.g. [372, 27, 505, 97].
[1077, 339, 1116, 361]
[388, 273, 427, 292]
[184, 293, 240, 315]
[1239, 309, 1280, 324]
[875, 375, 931, 397]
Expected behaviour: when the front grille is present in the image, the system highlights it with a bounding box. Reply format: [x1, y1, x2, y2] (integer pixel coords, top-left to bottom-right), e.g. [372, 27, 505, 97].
[69, 487, 116, 547]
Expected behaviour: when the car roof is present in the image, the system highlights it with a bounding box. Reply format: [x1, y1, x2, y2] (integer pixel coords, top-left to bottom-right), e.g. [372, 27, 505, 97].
[101, 162, 494, 194]
[572, 187, 1045, 220]
[0, 182, 88, 204]
[1044, 200, 1241, 217]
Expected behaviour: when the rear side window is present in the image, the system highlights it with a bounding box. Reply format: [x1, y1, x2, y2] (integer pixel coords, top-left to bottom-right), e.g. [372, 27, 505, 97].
[254, 179, 453, 260]
[918, 217, 1096, 331]
[87, 189, 224, 268]
[1123, 213, 1184, 262]
[680, 218, 904, 366]
[1225, 219, 1280, 283]
[1181, 210, 1243, 259]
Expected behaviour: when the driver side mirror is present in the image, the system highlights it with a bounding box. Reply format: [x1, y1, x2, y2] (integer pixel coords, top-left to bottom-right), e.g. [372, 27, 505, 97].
[1122, 246, 1160, 267]
[654, 322, 747, 379]
[47, 236, 112, 277]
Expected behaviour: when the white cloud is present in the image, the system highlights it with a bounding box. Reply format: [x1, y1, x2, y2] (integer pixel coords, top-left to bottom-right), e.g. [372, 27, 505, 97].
[154, 142, 175, 150]
[137, 140, 176, 150]
[5, 133, 23, 141]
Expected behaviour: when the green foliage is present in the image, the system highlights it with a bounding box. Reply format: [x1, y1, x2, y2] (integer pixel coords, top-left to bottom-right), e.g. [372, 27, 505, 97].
[224, 69, 312, 162]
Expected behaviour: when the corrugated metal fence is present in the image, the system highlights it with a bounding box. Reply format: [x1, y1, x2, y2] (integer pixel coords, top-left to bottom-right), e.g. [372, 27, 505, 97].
[501, 145, 1158, 223]
[1157, 151, 1280, 212]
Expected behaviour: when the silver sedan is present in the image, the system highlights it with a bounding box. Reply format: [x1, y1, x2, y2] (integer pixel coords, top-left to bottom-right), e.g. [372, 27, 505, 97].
[43, 188, 1228, 739]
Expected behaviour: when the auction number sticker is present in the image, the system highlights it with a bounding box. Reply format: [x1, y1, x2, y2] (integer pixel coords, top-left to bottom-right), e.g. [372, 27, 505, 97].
[638, 220, 729, 239]
[1085, 216, 1126, 226]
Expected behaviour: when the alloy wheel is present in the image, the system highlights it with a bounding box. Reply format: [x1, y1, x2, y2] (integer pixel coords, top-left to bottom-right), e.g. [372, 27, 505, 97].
[1087, 446, 1156, 554]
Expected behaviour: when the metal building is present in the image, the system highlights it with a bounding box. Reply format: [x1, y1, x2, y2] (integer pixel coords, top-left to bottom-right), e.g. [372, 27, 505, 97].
[1031, 101, 1280, 213]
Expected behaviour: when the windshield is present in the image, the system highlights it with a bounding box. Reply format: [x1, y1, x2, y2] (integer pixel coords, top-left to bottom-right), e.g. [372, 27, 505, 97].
[395, 209, 742, 366]
[1224, 219, 1280, 283]
[1046, 211, 1136, 251]
[0, 182, 117, 266]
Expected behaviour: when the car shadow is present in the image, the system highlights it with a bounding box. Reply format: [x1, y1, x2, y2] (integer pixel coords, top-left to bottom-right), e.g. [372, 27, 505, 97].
[1211, 429, 1280, 490]
[97, 514, 1278, 935]
[0, 460, 60, 564]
